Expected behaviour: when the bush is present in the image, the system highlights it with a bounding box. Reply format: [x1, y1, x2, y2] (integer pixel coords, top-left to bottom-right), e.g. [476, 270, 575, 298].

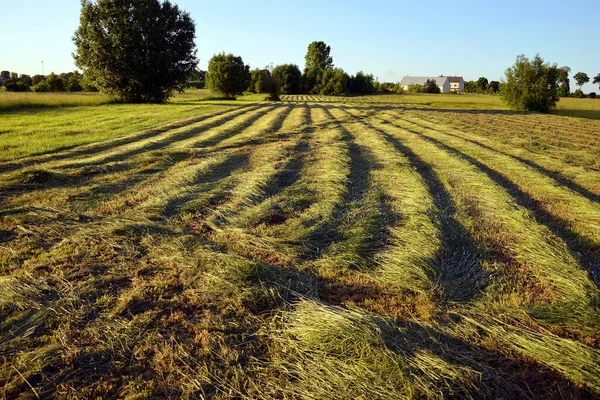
[32, 74, 45, 86]
[206, 52, 250, 99]
[573, 89, 585, 98]
[46, 73, 66, 92]
[502, 54, 559, 112]
[590, 92, 597, 99]
[33, 81, 50, 92]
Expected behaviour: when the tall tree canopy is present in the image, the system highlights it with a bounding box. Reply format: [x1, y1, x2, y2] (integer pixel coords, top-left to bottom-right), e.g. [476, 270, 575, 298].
[272, 64, 302, 94]
[502, 54, 559, 113]
[206, 52, 250, 99]
[303, 41, 333, 93]
[73, 0, 197, 103]
[557, 66, 571, 97]
[594, 73, 600, 91]
[573, 72, 590, 90]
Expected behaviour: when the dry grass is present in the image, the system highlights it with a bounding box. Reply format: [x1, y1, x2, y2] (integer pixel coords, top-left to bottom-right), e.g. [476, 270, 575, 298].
[1, 97, 599, 399]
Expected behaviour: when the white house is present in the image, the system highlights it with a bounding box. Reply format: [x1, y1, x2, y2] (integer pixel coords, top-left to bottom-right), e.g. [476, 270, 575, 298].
[399, 76, 464, 93]
[447, 76, 464, 92]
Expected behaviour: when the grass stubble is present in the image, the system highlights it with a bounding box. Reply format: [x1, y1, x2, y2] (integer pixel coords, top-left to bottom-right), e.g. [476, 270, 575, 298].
[0, 93, 599, 399]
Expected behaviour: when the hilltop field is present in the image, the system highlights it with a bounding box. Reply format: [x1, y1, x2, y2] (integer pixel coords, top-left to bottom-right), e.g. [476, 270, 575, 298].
[1, 91, 600, 399]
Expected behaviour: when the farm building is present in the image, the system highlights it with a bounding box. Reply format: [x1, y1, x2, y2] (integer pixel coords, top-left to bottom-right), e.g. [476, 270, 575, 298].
[400, 76, 464, 93]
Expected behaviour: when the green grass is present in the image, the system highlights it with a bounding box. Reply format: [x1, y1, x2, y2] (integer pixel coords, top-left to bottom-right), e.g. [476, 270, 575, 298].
[1, 95, 600, 399]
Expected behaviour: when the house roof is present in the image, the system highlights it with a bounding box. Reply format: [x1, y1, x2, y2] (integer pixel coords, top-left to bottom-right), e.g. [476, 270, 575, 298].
[446, 76, 463, 83]
[400, 76, 449, 86]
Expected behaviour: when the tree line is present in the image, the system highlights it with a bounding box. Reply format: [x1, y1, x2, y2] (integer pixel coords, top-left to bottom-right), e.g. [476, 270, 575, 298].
[206, 41, 404, 100]
[0, 70, 97, 93]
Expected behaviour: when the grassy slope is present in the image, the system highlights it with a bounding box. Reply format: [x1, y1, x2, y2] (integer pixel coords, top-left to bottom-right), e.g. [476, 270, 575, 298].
[1, 93, 599, 399]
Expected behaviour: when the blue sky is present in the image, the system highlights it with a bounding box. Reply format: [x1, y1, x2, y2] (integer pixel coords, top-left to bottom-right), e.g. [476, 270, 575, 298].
[1, 0, 599, 92]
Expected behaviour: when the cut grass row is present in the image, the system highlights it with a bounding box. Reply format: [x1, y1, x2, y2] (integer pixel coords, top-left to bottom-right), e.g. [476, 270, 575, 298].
[1, 101, 599, 398]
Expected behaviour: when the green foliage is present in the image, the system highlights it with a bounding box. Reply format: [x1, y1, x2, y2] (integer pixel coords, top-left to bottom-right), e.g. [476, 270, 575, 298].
[19, 74, 32, 86]
[46, 72, 66, 92]
[32, 81, 50, 92]
[73, 0, 197, 103]
[272, 64, 301, 94]
[501, 54, 560, 112]
[476, 77, 488, 92]
[573, 89, 585, 98]
[464, 81, 477, 93]
[487, 80, 500, 94]
[593, 73, 600, 91]
[319, 68, 349, 96]
[303, 41, 333, 93]
[573, 72, 589, 89]
[557, 67, 571, 97]
[10, 72, 18, 80]
[423, 79, 441, 94]
[32, 74, 45, 86]
[249, 68, 270, 93]
[348, 71, 375, 94]
[0, 71, 9, 80]
[206, 52, 250, 99]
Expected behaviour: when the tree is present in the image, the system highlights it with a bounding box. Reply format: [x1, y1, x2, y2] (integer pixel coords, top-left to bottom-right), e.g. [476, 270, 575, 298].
[73, 0, 197, 103]
[272, 64, 301, 94]
[20, 74, 33, 86]
[46, 73, 66, 92]
[249, 68, 270, 93]
[501, 54, 560, 112]
[319, 68, 349, 96]
[476, 77, 488, 93]
[206, 52, 250, 99]
[348, 71, 375, 94]
[0, 71, 9, 80]
[32, 74, 45, 86]
[10, 72, 18, 80]
[487, 81, 500, 94]
[423, 79, 441, 94]
[592, 73, 600, 92]
[303, 41, 333, 93]
[557, 66, 571, 97]
[573, 72, 589, 91]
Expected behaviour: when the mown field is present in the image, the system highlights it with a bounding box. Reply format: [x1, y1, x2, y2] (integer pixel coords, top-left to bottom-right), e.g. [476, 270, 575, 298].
[1, 93, 600, 399]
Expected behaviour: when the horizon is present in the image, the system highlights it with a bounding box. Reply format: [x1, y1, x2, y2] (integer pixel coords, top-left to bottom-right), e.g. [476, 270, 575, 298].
[1, 0, 598, 93]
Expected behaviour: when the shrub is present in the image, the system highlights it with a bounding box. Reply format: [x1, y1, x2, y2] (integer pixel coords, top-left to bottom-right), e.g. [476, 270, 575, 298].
[33, 81, 50, 92]
[206, 52, 250, 99]
[590, 92, 597, 99]
[502, 54, 559, 112]
[573, 89, 585, 98]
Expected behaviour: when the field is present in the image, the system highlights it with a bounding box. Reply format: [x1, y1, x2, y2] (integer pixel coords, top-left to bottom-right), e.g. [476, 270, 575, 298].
[1, 92, 600, 399]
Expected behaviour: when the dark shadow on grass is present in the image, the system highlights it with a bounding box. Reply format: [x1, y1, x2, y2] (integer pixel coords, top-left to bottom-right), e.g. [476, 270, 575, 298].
[402, 116, 600, 204]
[362, 120, 488, 302]
[55, 105, 271, 171]
[162, 153, 250, 217]
[0, 104, 251, 175]
[375, 317, 597, 399]
[190, 104, 284, 148]
[382, 118, 600, 291]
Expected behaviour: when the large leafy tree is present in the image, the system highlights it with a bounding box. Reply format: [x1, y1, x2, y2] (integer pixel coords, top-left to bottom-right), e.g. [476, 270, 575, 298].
[272, 64, 301, 94]
[476, 77, 488, 93]
[303, 41, 333, 93]
[594, 73, 600, 91]
[73, 0, 197, 103]
[573, 72, 590, 91]
[501, 54, 560, 113]
[206, 52, 250, 99]
[557, 66, 571, 97]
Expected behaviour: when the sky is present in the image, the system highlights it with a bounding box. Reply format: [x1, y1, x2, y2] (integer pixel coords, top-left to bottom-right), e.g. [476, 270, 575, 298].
[1, 0, 599, 92]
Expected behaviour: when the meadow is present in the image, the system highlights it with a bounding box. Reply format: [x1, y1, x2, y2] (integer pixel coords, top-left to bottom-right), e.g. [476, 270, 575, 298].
[1, 91, 600, 399]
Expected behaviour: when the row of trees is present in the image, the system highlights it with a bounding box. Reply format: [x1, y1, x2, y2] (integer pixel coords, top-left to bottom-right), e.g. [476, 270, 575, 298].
[206, 41, 394, 99]
[0, 70, 93, 92]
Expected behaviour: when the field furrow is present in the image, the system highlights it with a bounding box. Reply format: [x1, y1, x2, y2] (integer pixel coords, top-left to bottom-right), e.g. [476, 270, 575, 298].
[2, 97, 600, 399]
